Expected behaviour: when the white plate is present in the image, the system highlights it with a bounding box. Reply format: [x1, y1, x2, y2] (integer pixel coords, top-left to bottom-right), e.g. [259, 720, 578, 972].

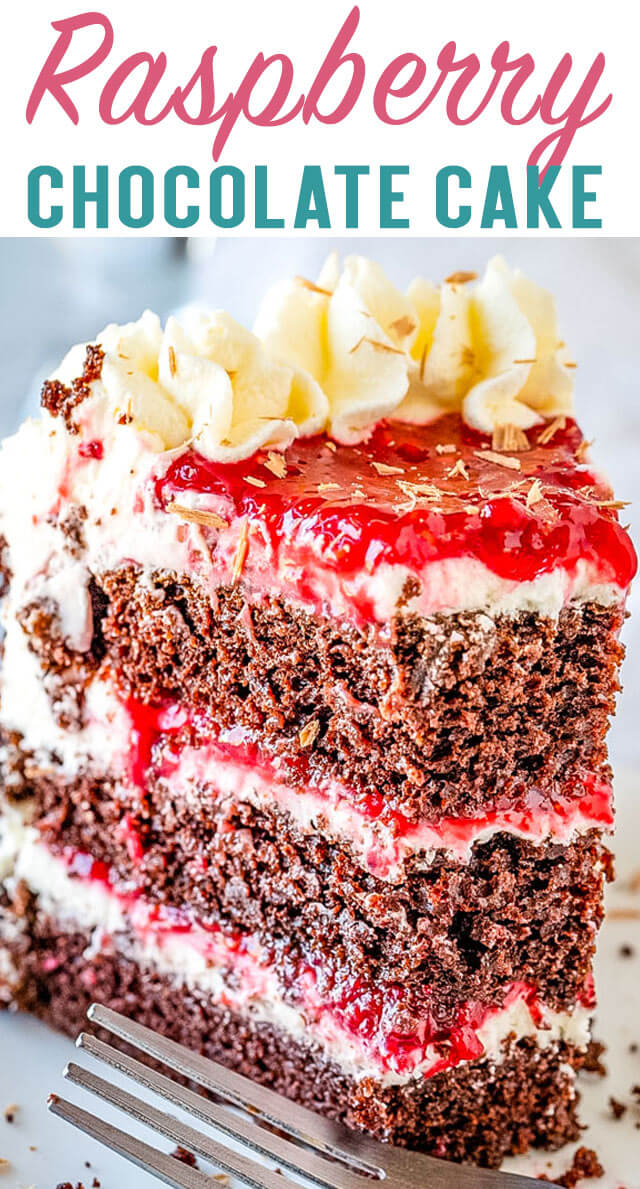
[1, 771, 639, 1189]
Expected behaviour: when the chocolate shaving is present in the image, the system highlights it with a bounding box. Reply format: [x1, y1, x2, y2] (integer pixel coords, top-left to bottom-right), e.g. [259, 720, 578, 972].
[537, 416, 566, 445]
[371, 461, 404, 476]
[232, 519, 249, 585]
[444, 270, 478, 285]
[244, 475, 266, 489]
[167, 503, 228, 531]
[264, 452, 287, 479]
[474, 450, 521, 471]
[446, 458, 469, 480]
[389, 314, 417, 338]
[491, 424, 529, 453]
[349, 336, 404, 356]
[396, 479, 443, 502]
[526, 479, 544, 509]
[294, 275, 332, 297]
[575, 438, 593, 461]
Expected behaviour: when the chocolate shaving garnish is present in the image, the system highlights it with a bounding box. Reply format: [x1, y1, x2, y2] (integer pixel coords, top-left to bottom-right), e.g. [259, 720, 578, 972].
[526, 479, 544, 509]
[349, 336, 404, 356]
[264, 451, 287, 479]
[371, 461, 404, 476]
[167, 503, 228, 531]
[491, 424, 529, 453]
[575, 438, 593, 461]
[299, 719, 320, 747]
[244, 475, 266, 489]
[41, 344, 105, 434]
[317, 482, 341, 492]
[446, 458, 469, 480]
[325, 440, 337, 452]
[444, 270, 477, 285]
[232, 519, 249, 585]
[396, 479, 443, 502]
[435, 443, 457, 455]
[294, 275, 332, 297]
[537, 416, 566, 445]
[389, 314, 417, 338]
[474, 450, 521, 471]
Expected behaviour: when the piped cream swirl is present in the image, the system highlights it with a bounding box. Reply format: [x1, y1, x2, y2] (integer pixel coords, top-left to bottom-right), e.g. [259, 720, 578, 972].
[255, 254, 575, 440]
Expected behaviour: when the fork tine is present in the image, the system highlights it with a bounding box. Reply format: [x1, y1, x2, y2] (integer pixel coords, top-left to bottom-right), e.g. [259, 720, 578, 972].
[59, 1068, 296, 1189]
[84, 1007, 553, 1189]
[48, 1093, 216, 1189]
[87, 1003, 385, 1165]
[71, 1039, 377, 1189]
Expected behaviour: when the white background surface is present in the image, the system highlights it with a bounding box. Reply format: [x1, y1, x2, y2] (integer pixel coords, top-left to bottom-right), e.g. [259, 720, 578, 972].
[0, 236, 639, 1185]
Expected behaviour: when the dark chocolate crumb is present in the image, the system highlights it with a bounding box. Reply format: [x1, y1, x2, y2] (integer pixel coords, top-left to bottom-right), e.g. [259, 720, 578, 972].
[41, 344, 105, 434]
[619, 943, 635, 958]
[582, 1039, 607, 1077]
[630, 1042, 639, 1053]
[171, 1145, 198, 1168]
[538, 1145, 605, 1185]
[609, 1096, 627, 1119]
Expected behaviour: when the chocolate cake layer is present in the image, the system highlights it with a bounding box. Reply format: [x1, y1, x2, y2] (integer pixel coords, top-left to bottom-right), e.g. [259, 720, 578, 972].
[7, 749, 610, 1008]
[69, 569, 623, 820]
[4, 905, 583, 1168]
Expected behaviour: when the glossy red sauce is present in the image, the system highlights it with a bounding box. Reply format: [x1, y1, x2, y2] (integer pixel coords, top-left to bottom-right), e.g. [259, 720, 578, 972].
[157, 416, 637, 591]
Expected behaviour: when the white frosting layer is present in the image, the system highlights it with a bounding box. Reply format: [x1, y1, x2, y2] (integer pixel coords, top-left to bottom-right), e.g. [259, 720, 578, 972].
[0, 823, 591, 1086]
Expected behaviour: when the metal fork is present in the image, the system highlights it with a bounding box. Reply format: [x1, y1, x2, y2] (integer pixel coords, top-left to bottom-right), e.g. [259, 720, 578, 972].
[48, 1003, 557, 1189]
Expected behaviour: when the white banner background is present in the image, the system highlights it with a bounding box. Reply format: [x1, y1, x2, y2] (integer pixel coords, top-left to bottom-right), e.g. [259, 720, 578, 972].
[0, 0, 636, 235]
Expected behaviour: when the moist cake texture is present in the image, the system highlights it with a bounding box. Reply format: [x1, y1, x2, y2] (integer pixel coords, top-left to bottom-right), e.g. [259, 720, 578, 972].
[0, 255, 636, 1167]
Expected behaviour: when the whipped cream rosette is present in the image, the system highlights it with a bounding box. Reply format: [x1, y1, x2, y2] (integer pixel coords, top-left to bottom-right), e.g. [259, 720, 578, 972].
[255, 253, 575, 441]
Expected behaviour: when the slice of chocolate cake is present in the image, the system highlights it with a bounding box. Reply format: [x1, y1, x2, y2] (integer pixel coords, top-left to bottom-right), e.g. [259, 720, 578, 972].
[0, 257, 635, 1168]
